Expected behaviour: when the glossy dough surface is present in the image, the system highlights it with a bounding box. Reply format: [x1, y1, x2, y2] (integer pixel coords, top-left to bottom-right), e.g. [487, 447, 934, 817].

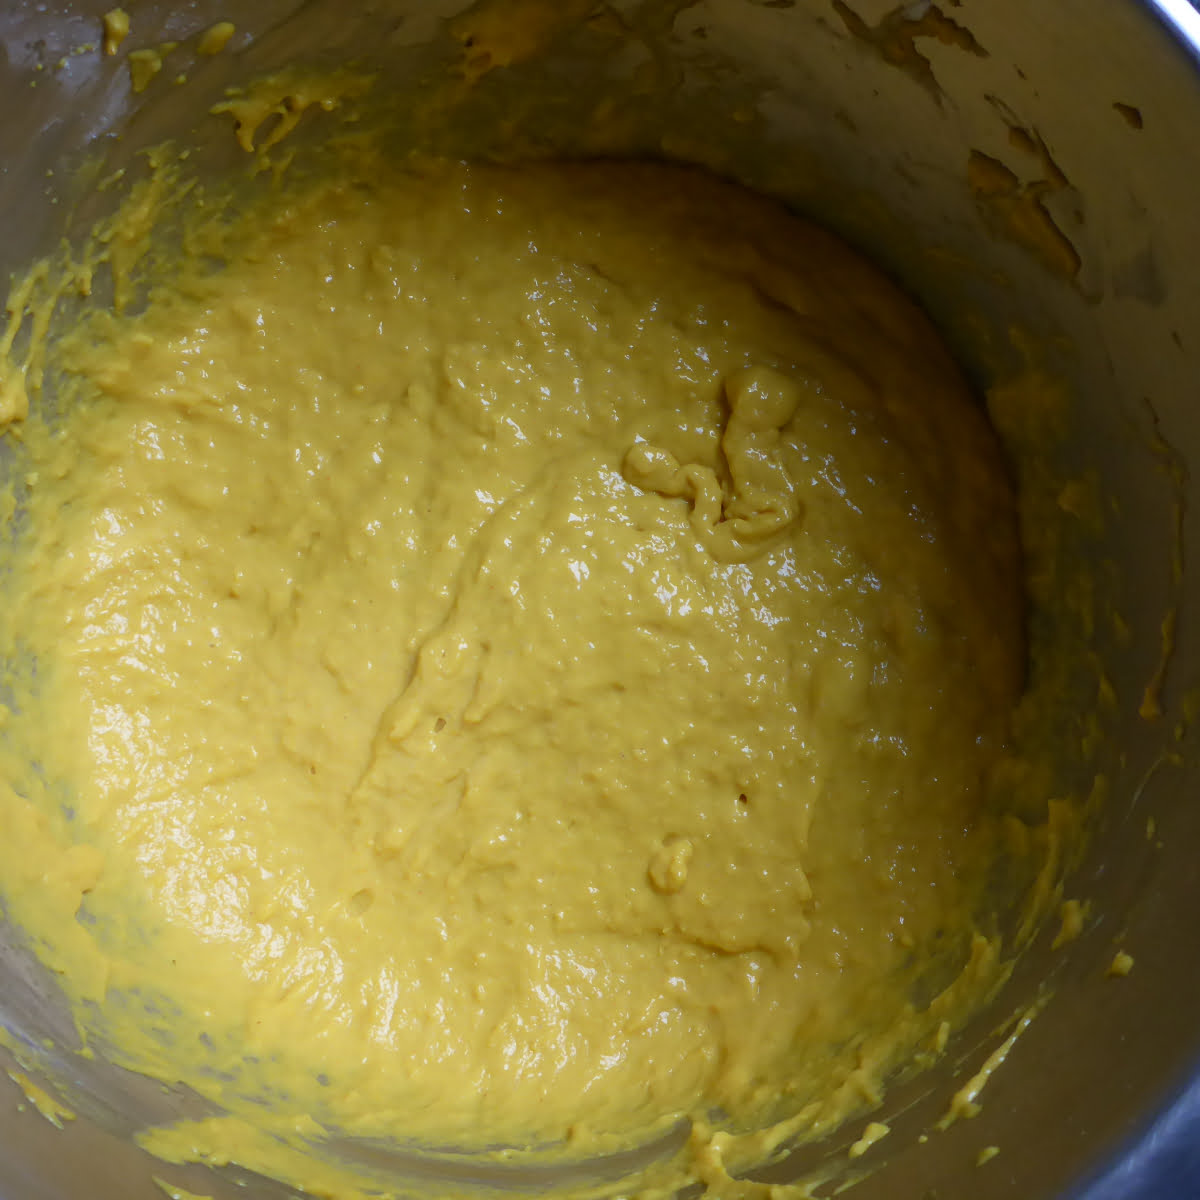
[0, 162, 1022, 1162]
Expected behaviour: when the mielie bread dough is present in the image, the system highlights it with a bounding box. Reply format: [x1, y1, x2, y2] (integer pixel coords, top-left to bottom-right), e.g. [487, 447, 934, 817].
[0, 160, 1023, 1195]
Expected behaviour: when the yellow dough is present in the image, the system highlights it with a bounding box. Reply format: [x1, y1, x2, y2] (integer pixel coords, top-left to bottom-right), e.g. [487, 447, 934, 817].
[0, 161, 1022, 1183]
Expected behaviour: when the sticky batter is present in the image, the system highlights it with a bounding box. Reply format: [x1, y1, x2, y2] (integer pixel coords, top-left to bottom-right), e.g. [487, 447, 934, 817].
[0, 160, 1023, 1188]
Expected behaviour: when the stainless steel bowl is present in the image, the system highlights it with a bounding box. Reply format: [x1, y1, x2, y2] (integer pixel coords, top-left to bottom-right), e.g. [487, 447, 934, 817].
[1, 2, 1198, 1197]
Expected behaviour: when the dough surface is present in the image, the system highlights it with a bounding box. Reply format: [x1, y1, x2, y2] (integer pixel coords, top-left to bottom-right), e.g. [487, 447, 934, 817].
[0, 161, 1022, 1168]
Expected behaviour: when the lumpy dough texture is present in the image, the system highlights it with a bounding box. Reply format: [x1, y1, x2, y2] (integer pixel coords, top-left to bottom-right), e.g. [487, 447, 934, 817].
[0, 162, 1023, 1154]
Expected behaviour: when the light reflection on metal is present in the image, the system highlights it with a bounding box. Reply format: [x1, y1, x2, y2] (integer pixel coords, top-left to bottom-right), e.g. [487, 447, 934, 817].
[1147, 0, 1200, 57]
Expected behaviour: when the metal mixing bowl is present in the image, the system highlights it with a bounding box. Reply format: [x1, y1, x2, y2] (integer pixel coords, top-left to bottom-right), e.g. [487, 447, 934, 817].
[0, 2, 1198, 1197]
